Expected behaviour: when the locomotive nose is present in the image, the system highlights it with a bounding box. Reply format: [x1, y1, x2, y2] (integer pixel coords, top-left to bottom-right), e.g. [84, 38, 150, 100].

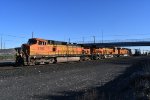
[21, 44, 30, 54]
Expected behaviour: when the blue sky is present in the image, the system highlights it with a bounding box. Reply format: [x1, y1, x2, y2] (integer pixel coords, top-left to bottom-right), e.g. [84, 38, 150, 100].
[0, 0, 150, 48]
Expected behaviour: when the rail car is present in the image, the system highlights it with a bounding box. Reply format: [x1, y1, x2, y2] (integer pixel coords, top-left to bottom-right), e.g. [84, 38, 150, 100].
[15, 38, 131, 66]
[92, 47, 131, 58]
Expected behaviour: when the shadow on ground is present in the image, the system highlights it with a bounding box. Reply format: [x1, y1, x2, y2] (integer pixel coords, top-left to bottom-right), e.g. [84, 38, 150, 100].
[0, 61, 15, 67]
[33, 58, 150, 100]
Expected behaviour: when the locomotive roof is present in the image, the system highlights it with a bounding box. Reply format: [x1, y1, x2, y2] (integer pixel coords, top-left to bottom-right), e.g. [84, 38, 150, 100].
[29, 38, 47, 41]
[29, 38, 81, 46]
[29, 38, 66, 43]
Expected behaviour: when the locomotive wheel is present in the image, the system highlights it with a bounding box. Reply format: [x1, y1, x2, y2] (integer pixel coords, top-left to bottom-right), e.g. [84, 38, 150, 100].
[30, 59, 35, 65]
[49, 58, 55, 64]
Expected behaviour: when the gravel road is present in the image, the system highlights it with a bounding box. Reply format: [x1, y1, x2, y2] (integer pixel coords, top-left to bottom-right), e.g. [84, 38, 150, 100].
[0, 57, 137, 100]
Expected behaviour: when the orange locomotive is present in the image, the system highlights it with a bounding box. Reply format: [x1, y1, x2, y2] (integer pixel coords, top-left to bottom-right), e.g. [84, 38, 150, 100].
[88, 47, 130, 59]
[15, 38, 131, 65]
[16, 38, 84, 65]
[94, 47, 130, 56]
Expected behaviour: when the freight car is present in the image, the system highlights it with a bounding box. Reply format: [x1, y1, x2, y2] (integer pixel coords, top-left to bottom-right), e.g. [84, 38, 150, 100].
[15, 38, 131, 66]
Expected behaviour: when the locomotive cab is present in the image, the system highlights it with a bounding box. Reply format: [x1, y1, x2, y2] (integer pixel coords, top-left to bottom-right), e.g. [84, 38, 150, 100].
[16, 38, 51, 65]
[27, 38, 47, 46]
[27, 38, 37, 45]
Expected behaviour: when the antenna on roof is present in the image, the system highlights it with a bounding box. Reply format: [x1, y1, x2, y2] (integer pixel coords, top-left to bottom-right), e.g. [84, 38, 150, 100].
[32, 32, 34, 38]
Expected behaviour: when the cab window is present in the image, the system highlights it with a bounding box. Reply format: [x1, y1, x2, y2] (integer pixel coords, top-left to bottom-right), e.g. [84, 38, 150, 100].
[38, 41, 43, 45]
[38, 41, 47, 45]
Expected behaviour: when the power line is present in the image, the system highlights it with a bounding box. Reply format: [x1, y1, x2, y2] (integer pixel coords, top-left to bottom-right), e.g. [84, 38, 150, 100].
[0, 33, 28, 38]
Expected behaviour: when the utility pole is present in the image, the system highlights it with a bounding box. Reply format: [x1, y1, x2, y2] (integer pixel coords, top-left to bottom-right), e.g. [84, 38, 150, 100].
[101, 29, 104, 55]
[3, 42, 5, 49]
[1, 36, 2, 49]
[69, 38, 70, 44]
[82, 37, 84, 43]
[102, 29, 103, 43]
[93, 36, 95, 43]
[67, 38, 70, 62]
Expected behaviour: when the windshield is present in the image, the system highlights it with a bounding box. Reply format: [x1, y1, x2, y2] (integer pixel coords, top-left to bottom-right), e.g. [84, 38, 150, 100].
[27, 39, 37, 45]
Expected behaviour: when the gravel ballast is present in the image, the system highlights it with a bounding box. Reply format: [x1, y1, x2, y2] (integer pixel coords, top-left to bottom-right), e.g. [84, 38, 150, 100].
[0, 57, 144, 100]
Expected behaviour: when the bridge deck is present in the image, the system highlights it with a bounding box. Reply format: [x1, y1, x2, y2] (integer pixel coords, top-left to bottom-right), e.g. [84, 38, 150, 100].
[80, 41, 150, 47]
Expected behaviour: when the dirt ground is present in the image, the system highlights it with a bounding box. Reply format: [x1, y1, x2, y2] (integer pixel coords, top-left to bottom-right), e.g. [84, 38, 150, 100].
[0, 56, 147, 100]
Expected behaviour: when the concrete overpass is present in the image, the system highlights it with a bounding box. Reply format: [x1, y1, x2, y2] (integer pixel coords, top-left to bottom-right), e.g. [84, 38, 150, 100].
[79, 39, 150, 47]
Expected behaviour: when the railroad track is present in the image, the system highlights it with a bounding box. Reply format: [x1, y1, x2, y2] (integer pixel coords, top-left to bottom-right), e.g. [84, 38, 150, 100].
[0, 57, 134, 71]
